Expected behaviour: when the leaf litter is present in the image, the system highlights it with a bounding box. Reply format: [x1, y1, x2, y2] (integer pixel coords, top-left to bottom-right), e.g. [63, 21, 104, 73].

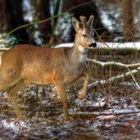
[0, 84, 140, 140]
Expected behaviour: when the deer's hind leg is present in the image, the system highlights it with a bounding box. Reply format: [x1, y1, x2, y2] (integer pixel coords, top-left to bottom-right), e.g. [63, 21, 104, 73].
[0, 66, 21, 91]
[0, 66, 24, 119]
[7, 80, 24, 119]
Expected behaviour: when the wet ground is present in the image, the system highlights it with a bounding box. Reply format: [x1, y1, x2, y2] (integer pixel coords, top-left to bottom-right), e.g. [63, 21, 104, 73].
[0, 85, 140, 140]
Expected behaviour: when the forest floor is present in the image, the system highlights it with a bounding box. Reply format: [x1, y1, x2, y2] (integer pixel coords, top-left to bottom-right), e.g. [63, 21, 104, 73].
[0, 51, 140, 140]
[0, 84, 140, 140]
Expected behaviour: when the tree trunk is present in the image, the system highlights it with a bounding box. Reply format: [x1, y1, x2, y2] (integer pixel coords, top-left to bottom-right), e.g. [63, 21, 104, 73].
[31, 0, 51, 44]
[121, 0, 134, 41]
[0, 0, 8, 31]
[4, 0, 29, 43]
[0, 0, 29, 43]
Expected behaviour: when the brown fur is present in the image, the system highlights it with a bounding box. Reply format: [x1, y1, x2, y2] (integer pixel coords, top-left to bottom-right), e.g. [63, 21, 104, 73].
[0, 15, 96, 121]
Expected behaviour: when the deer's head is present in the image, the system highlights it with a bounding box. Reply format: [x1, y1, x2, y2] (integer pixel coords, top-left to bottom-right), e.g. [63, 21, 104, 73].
[72, 15, 97, 50]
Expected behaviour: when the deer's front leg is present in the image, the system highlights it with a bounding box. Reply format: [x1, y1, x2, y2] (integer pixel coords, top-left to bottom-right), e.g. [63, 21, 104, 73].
[78, 74, 89, 100]
[55, 83, 69, 121]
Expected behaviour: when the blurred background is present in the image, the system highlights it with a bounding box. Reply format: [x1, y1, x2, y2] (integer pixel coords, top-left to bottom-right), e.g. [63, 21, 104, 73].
[0, 0, 140, 47]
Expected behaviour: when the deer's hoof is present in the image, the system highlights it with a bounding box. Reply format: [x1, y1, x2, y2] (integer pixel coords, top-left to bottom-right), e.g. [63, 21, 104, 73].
[78, 91, 86, 100]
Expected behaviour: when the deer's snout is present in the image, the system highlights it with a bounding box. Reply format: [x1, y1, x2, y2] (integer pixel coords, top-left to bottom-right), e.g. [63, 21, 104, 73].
[89, 42, 97, 48]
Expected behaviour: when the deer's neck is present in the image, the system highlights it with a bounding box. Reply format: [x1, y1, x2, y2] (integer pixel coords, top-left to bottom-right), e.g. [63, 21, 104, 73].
[70, 43, 88, 64]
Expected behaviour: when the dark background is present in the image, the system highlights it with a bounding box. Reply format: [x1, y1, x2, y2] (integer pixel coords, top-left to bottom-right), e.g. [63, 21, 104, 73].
[0, 0, 139, 47]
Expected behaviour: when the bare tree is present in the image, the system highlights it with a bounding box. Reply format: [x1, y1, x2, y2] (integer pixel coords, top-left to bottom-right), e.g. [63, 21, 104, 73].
[120, 0, 134, 41]
[0, 0, 8, 31]
[31, 0, 51, 44]
[0, 0, 29, 43]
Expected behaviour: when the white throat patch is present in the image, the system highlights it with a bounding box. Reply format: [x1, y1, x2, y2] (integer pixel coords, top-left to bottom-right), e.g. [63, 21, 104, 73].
[78, 45, 86, 53]
[79, 53, 87, 63]
[78, 45, 87, 63]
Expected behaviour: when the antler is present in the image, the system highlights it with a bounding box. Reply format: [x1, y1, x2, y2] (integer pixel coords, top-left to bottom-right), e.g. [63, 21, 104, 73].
[87, 15, 94, 28]
[80, 16, 87, 28]
[80, 15, 94, 28]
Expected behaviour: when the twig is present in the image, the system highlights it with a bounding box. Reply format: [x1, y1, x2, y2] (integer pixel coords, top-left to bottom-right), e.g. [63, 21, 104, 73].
[69, 109, 140, 117]
[87, 58, 140, 89]
[1, 1, 91, 39]
[127, 67, 140, 89]
[87, 67, 140, 89]
[87, 58, 140, 68]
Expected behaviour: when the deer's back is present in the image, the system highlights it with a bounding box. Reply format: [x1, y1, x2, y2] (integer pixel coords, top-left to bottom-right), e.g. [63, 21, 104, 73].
[1, 44, 82, 85]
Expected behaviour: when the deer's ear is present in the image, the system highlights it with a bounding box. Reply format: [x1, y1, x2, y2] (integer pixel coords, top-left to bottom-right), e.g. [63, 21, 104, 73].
[72, 17, 80, 31]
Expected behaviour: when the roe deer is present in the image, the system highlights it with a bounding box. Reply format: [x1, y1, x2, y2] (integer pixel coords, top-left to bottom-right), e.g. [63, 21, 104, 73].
[0, 15, 96, 121]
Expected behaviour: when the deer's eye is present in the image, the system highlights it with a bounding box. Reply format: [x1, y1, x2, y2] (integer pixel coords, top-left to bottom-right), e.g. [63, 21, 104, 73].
[82, 34, 87, 37]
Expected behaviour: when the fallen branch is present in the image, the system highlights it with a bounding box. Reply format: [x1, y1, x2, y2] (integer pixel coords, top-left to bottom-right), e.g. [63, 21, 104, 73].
[87, 59, 140, 89]
[69, 109, 140, 117]
[87, 58, 140, 68]
[88, 66, 140, 89]
[127, 67, 140, 89]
